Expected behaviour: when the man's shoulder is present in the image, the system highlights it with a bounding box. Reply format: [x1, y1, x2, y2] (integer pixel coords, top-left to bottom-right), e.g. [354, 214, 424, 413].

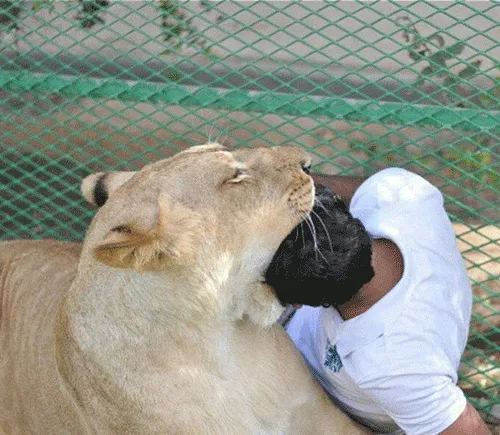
[364, 168, 436, 192]
[351, 168, 443, 211]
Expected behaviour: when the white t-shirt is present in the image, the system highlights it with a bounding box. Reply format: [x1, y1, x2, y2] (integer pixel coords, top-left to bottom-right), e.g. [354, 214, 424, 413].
[286, 168, 472, 435]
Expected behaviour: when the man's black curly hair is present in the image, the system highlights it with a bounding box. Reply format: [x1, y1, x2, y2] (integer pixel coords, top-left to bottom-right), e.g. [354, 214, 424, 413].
[264, 184, 374, 308]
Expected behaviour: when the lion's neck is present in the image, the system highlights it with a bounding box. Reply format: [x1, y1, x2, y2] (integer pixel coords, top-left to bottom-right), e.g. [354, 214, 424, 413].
[63, 264, 234, 363]
[56, 264, 242, 429]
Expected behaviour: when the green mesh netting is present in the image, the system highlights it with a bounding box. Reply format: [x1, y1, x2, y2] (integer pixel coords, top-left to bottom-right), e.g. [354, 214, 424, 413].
[0, 1, 498, 426]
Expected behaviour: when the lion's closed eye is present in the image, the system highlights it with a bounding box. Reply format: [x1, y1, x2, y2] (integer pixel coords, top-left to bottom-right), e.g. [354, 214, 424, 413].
[224, 166, 250, 184]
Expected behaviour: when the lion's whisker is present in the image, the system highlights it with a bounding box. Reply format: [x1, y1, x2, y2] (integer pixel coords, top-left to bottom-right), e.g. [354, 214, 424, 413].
[221, 136, 228, 148]
[314, 198, 336, 221]
[294, 223, 300, 243]
[300, 220, 306, 250]
[301, 214, 321, 263]
[296, 217, 307, 251]
[205, 123, 216, 144]
[308, 214, 331, 264]
[300, 212, 331, 265]
[305, 215, 319, 261]
[311, 209, 334, 253]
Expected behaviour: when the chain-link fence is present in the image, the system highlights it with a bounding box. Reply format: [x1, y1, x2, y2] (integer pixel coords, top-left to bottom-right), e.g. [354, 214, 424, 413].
[0, 1, 498, 427]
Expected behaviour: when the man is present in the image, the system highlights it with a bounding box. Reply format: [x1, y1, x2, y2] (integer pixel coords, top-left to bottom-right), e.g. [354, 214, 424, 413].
[267, 168, 492, 435]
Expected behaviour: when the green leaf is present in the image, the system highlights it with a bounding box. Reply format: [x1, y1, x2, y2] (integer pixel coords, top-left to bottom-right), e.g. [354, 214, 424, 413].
[32, 0, 55, 11]
[479, 94, 494, 108]
[458, 60, 482, 79]
[418, 156, 436, 168]
[397, 15, 421, 44]
[408, 49, 427, 61]
[427, 51, 448, 68]
[159, 0, 179, 15]
[442, 148, 461, 161]
[421, 65, 436, 76]
[444, 76, 458, 89]
[203, 47, 219, 59]
[427, 32, 445, 47]
[483, 169, 499, 186]
[477, 151, 492, 166]
[427, 44, 465, 65]
[167, 70, 182, 81]
[446, 42, 465, 56]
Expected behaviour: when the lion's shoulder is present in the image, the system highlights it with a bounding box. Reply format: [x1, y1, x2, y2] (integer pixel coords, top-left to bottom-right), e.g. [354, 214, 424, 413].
[0, 240, 82, 321]
[0, 239, 82, 257]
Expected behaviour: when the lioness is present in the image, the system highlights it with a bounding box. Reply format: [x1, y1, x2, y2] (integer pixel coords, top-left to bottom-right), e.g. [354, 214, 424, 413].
[0, 144, 367, 434]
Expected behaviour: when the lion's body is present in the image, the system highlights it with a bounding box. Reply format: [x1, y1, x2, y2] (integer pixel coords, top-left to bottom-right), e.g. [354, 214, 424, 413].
[0, 145, 367, 434]
[0, 241, 85, 434]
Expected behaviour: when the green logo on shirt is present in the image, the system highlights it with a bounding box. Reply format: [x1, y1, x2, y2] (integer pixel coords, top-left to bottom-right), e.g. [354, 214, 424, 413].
[324, 341, 343, 373]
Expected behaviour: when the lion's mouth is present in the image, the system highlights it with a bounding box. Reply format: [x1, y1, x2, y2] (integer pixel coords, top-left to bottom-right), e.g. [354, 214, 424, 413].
[264, 185, 328, 302]
[264, 184, 351, 307]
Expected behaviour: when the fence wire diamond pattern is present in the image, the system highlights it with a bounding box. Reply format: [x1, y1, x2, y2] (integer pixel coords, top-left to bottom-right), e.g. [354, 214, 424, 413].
[0, 1, 499, 427]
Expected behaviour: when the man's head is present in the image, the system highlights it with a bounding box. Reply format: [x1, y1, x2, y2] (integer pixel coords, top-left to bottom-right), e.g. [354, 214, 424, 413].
[265, 184, 374, 308]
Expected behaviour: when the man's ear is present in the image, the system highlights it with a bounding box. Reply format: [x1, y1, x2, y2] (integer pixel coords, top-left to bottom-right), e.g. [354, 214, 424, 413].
[81, 171, 136, 207]
[94, 194, 202, 270]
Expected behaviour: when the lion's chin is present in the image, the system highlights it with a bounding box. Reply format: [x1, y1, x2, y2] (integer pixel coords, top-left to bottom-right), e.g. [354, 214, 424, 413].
[244, 280, 287, 328]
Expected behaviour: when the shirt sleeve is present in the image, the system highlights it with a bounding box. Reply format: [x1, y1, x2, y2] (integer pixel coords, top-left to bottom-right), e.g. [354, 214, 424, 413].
[349, 168, 455, 249]
[350, 168, 444, 213]
[360, 372, 467, 435]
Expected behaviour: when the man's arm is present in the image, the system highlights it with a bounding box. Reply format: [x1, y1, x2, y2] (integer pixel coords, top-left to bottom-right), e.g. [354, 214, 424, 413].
[440, 402, 492, 435]
[310, 173, 366, 206]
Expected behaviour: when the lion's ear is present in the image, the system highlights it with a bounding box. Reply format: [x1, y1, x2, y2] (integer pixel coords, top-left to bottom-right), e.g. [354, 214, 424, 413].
[81, 171, 136, 207]
[94, 194, 202, 270]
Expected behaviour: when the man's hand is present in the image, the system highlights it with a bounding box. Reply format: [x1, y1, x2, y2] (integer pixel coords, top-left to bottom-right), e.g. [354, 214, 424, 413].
[440, 402, 492, 435]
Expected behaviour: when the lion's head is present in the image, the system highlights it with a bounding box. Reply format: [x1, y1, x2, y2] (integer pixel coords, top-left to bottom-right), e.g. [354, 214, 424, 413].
[79, 144, 314, 326]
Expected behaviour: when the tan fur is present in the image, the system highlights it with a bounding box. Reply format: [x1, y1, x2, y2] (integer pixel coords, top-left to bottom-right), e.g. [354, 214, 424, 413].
[0, 145, 369, 434]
